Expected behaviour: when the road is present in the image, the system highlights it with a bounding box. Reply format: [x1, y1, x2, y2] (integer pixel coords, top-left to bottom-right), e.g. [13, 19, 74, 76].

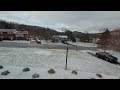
[0, 41, 98, 50]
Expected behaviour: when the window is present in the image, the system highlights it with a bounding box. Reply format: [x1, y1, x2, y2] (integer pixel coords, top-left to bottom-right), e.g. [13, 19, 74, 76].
[8, 32, 13, 34]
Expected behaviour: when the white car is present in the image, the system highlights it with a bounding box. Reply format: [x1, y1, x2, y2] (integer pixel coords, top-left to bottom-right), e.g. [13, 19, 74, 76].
[36, 39, 41, 44]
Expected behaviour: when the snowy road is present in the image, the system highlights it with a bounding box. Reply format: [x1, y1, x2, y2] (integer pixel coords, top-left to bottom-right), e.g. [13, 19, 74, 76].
[0, 41, 97, 50]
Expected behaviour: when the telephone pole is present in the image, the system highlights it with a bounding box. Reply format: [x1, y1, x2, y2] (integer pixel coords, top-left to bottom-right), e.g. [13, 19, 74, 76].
[65, 43, 68, 70]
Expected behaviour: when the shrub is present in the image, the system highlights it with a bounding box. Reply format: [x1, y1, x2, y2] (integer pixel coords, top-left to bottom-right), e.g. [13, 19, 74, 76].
[96, 74, 102, 78]
[90, 78, 95, 79]
[22, 67, 30, 72]
[32, 73, 40, 78]
[72, 70, 78, 75]
[0, 65, 3, 69]
[48, 69, 55, 74]
[1, 70, 10, 76]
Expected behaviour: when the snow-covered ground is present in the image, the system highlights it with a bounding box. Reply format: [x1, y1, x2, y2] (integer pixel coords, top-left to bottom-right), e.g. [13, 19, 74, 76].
[2, 40, 30, 43]
[1, 40, 97, 48]
[0, 47, 120, 79]
[30, 40, 97, 47]
[68, 41, 97, 47]
[0, 66, 118, 79]
[40, 40, 65, 45]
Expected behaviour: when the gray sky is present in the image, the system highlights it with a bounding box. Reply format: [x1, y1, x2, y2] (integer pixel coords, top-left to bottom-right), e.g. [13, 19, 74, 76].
[0, 11, 120, 33]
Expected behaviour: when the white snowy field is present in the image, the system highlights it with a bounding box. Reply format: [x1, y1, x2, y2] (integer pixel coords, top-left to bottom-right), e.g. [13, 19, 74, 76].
[41, 40, 66, 45]
[68, 41, 97, 47]
[41, 40, 97, 47]
[0, 47, 120, 79]
[2, 40, 30, 43]
[0, 66, 118, 79]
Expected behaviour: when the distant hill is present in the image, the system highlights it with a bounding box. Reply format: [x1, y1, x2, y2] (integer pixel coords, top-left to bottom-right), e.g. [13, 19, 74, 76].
[72, 31, 101, 41]
[0, 19, 102, 41]
[0, 19, 63, 40]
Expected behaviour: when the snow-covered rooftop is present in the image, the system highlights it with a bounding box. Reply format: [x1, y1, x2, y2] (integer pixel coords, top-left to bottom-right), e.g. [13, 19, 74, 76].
[53, 35, 68, 38]
[0, 29, 17, 33]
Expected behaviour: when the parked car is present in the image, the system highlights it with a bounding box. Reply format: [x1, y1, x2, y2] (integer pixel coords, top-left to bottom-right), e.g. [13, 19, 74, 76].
[96, 52, 118, 64]
[36, 39, 41, 44]
[35, 37, 41, 44]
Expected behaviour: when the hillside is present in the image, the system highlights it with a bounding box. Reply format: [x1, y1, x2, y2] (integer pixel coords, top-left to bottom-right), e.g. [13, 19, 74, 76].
[0, 19, 102, 41]
[0, 20, 63, 40]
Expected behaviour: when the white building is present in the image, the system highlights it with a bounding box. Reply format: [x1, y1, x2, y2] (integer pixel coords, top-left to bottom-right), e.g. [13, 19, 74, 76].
[52, 35, 68, 43]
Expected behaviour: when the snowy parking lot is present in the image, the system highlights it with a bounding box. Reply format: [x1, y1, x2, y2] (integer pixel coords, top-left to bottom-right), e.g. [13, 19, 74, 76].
[0, 45, 120, 79]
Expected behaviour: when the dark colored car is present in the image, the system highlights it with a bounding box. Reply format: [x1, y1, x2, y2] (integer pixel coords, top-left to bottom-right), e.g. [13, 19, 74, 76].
[96, 52, 118, 64]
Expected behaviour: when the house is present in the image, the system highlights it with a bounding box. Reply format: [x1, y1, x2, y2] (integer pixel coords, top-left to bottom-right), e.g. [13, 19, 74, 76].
[16, 31, 29, 40]
[52, 35, 68, 43]
[0, 29, 16, 40]
[0, 29, 29, 40]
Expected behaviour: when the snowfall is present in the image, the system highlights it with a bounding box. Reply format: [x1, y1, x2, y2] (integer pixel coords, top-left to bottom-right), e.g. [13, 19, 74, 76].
[0, 41, 120, 79]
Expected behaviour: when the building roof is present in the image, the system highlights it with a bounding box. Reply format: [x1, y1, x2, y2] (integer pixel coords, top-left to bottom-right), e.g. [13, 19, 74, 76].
[16, 31, 28, 34]
[53, 35, 68, 38]
[0, 29, 17, 33]
[59, 36, 68, 38]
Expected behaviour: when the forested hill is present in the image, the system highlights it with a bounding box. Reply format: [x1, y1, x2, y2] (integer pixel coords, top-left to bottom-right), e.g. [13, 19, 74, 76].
[0, 20, 63, 40]
[0, 19, 103, 41]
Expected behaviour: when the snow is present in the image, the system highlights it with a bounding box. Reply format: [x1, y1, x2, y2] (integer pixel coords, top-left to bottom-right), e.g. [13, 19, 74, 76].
[34, 50, 52, 55]
[68, 41, 97, 47]
[3, 40, 30, 43]
[41, 40, 65, 45]
[0, 66, 119, 79]
[0, 46, 120, 79]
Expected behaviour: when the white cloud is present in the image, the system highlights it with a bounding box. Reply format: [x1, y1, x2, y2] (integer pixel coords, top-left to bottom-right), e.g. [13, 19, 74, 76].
[0, 11, 120, 33]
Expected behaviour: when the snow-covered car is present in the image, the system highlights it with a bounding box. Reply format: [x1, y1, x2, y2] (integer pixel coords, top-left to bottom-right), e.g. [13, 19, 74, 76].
[96, 52, 118, 64]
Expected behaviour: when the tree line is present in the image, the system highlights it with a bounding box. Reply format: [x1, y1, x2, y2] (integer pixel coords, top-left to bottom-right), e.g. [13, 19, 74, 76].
[0, 19, 60, 40]
[98, 28, 120, 52]
[1, 19, 120, 51]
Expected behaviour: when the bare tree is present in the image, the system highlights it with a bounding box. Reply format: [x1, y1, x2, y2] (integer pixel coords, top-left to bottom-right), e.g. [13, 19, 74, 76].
[110, 30, 120, 51]
[98, 28, 111, 52]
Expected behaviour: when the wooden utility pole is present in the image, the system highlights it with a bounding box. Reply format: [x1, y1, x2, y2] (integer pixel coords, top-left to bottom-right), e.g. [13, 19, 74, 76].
[65, 44, 68, 70]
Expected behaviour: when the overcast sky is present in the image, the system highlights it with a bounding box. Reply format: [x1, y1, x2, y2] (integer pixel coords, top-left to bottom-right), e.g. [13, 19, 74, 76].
[0, 11, 120, 33]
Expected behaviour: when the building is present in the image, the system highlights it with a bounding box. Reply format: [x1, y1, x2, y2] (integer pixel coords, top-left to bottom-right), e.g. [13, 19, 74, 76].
[52, 35, 68, 43]
[0, 29, 16, 40]
[16, 31, 29, 40]
[0, 29, 29, 40]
